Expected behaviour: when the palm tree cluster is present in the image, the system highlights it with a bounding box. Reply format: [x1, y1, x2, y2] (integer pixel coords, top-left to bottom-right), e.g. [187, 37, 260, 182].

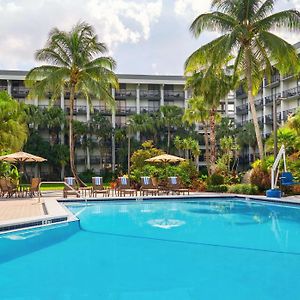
[186, 0, 300, 161]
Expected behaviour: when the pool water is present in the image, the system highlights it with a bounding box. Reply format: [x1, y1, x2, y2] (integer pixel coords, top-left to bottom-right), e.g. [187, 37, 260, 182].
[1, 198, 300, 299]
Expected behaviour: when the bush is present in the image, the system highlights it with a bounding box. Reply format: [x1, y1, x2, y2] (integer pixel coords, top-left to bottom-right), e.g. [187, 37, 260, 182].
[207, 173, 224, 186]
[191, 179, 207, 191]
[250, 165, 271, 191]
[228, 184, 258, 195]
[79, 169, 97, 183]
[206, 184, 228, 193]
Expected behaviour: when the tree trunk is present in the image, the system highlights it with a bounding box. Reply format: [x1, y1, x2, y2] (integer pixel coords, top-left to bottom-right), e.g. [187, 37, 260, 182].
[167, 127, 171, 153]
[203, 124, 210, 175]
[245, 50, 264, 160]
[209, 108, 217, 174]
[69, 84, 85, 187]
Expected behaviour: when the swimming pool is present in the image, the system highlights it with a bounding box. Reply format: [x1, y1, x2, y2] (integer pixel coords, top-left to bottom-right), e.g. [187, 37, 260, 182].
[1, 197, 300, 299]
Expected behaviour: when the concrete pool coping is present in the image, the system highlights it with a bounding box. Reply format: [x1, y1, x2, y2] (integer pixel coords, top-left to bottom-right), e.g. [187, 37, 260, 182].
[1, 192, 300, 234]
[0, 198, 77, 234]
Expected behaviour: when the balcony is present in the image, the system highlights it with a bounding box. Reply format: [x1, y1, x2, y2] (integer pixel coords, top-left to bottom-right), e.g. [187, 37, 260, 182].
[254, 98, 263, 109]
[257, 116, 264, 128]
[90, 157, 101, 165]
[282, 108, 297, 122]
[140, 106, 160, 113]
[116, 106, 137, 115]
[264, 74, 280, 87]
[140, 89, 160, 100]
[93, 106, 111, 114]
[164, 90, 184, 100]
[265, 93, 281, 106]
[236, 103, 248, 115]
[11, 87, 29, 98]
[75, 156, 86, 164]
[236, 86, 247, 99]
[64, 105, 87, 115]
[115, 89, 136, 100]
[282, 86, 300, 99]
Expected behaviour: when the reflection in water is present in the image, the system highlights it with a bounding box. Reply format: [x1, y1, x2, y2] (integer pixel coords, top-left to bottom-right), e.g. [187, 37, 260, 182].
[148, 219, 186, 229]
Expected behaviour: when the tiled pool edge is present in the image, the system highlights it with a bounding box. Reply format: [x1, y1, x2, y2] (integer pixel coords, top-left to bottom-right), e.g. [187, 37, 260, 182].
[0, 199, 77, 234]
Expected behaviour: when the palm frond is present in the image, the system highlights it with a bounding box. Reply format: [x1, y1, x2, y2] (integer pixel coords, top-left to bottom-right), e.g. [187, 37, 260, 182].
[257, 31, 299, 74]
[190, 12, 237, 37]
[254, 9, 300, 31]
[253, 0, 275, 22]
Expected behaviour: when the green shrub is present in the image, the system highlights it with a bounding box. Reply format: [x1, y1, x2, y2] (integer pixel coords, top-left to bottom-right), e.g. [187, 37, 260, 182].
[250, 165, 271, 191]
[79, 169, 97, 183]
[228, 184, 258, 195]
[207, 173, 224, 186]
[206, 184, 228, 193]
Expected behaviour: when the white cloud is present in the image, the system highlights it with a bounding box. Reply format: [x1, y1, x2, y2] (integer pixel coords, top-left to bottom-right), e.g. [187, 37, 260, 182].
[174, 0, 211, 18]
[0, 0, 162, 69]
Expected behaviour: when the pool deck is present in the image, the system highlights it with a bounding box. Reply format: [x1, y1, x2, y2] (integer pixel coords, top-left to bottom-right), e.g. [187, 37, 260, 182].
[0, 190, 299, 233]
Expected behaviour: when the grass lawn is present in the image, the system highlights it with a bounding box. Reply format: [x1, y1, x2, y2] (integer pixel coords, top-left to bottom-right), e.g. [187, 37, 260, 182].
[40, 183, 93, 191]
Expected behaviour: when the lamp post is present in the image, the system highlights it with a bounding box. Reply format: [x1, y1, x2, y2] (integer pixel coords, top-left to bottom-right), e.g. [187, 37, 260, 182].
[274, 97, 286, 159]
[126, 122, 131, 175]
[272, 95, 278, 158]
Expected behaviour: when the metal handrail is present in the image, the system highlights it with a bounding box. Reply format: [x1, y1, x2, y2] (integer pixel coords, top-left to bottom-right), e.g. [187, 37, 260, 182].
[38, 181, 82, 203]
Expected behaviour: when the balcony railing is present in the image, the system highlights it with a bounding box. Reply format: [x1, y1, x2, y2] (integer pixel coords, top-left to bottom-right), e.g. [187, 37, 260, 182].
[75, 157, 86, 164]
[140, 106, 160, 113]
[164, 90, 184, 100]
[236, 86, 247, 99]
[236, 103, 248, 115]
[282, 86, 300, 99]
[116, 106, 137, 115]
[282, 108, 297, 122]
[254, 98, 263, 109]
[93, 106, 111, 114]
[0, 85, 7, 91]
[115, 89, 136, 100]
[140, 89, 160, 100]
[264, 74, 280, 86]
[64, 105, 87, 115]
[11, 87, 29, 98]
[265, 93, 281, 105]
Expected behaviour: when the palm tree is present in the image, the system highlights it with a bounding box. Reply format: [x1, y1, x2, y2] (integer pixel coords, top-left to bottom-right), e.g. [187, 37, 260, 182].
[183, 96, 210, 171]
[186, 0, 300, 160]
[185, 66, 232, 173]
[25, 22, 118, 184]
[43, 106, 66, 145]
[237, 122, 258, 160]
[160, 105, 183, 152]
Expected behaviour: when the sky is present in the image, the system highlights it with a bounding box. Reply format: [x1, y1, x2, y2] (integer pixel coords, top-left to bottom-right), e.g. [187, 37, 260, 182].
[0, 0, 299, 75]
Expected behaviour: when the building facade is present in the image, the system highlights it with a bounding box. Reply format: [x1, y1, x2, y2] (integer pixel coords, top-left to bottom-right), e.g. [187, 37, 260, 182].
[235, 42, 300, 164]
[0, 70, 235, 177]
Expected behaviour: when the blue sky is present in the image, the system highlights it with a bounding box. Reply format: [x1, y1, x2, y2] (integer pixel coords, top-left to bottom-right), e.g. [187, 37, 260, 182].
[0, 0, 299, 75]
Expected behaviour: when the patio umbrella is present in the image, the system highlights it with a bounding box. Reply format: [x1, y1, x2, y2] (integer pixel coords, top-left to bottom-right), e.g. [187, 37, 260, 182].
[0, 151, 47, 176]
[145, 154, 185, 163]
[0, 152, 47, 163]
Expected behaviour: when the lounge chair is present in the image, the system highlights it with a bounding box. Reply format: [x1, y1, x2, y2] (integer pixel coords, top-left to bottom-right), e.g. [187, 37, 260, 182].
[140, 176, 159, 196]
[280, 172, 300, 186]
[167, 177, 190, 195]
[116, 177, 137, 197]
[63, 177, 80, 198]
[0, 179, 17, 198]
[92, 177, 109, 197]
[24, 178, 41, 197]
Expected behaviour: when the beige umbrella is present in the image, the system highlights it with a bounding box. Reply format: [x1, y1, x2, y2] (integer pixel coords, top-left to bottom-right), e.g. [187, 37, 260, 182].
[0, 151, 47, 163]
[145, 154, 185, 163]
[0, 151, 47, 177]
